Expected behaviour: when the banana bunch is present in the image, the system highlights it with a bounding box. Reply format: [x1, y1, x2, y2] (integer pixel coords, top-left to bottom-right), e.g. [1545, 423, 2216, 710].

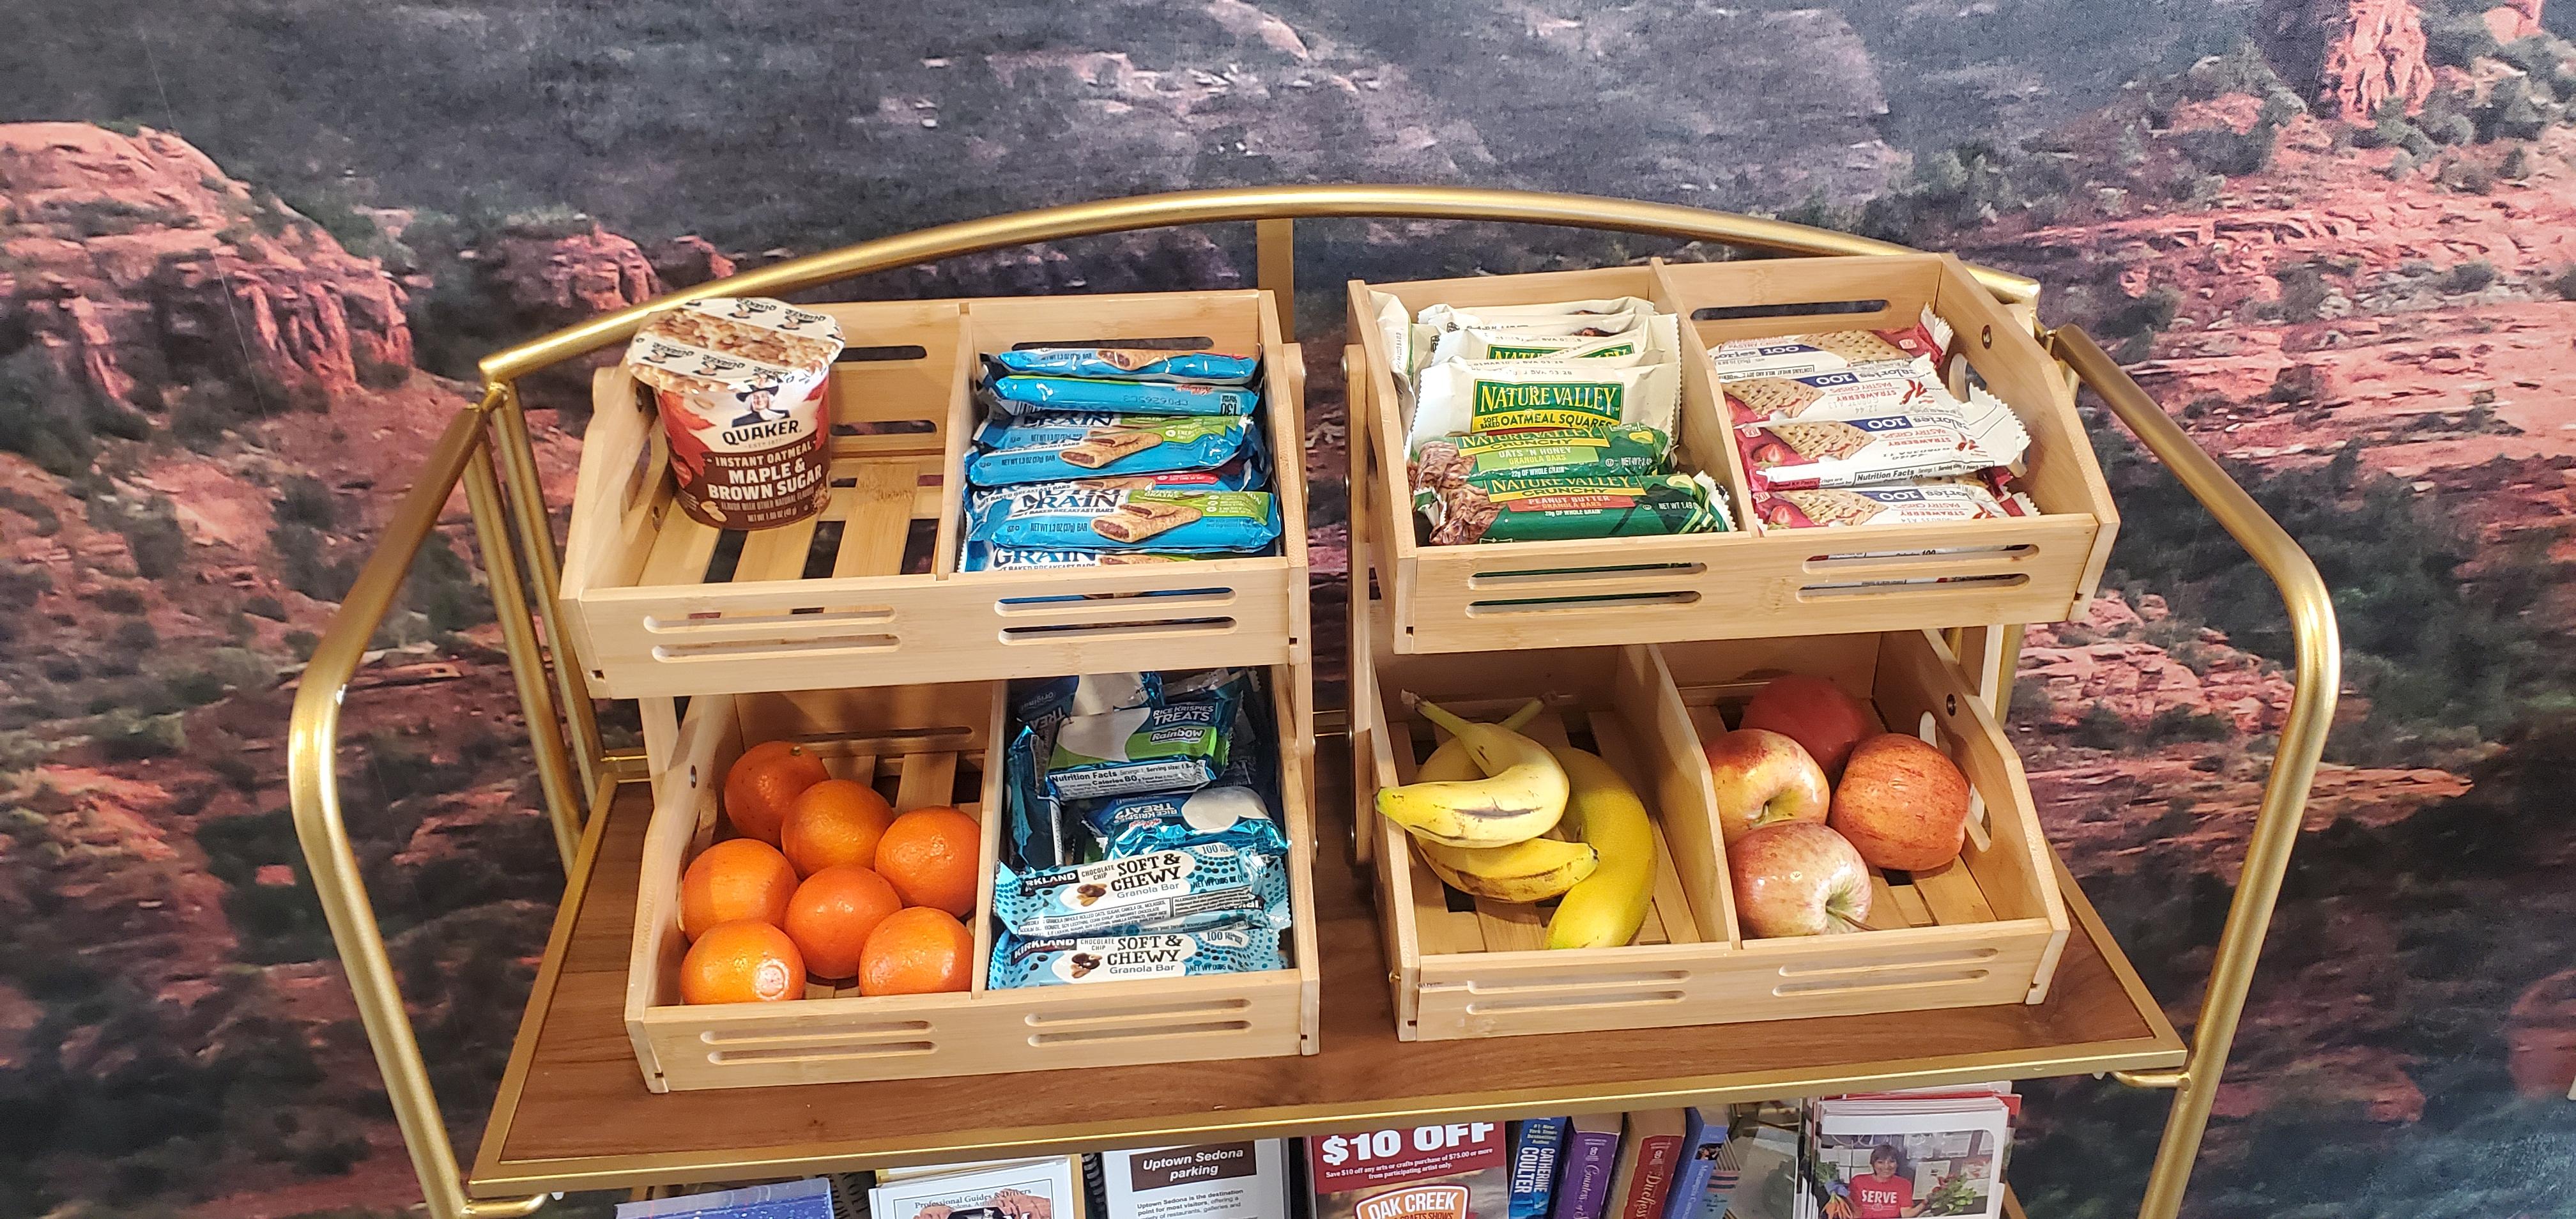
[1376, 700, 1657, 948]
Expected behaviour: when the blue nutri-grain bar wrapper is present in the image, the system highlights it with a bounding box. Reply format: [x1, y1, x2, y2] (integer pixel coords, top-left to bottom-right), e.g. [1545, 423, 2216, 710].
[966, 484, 1280, 554]
[988, 921, 1284, 989]
[985, 348, 1259, 385]
[1045, 682, 1242, 801]
[958, 544, 1211, 572]
[965, 413, 1262, 487]
[983, 372, 1259, 417]
[962, 462, 1268, 523]
[1509, 1118, 1570, 1219]
[1079, 785, 1285, 859]
[992, 839, 1290, 937]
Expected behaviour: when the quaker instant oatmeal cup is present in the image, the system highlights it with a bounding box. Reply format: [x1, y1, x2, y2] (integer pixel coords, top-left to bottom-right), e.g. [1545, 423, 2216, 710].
[622, 297, 845, 530]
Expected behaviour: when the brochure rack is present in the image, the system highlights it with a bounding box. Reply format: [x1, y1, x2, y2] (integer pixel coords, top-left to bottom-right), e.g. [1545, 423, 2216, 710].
[285, 187, 2337, 1219]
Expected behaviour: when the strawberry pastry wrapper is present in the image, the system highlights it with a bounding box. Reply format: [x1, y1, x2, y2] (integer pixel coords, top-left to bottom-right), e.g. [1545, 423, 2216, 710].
[1703, 305, 1953, 380]
[1735, 385, 2029, 491]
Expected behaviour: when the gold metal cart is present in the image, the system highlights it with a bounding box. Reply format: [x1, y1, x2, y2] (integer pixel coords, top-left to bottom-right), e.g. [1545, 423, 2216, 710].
[286, 187, 2338, 1219]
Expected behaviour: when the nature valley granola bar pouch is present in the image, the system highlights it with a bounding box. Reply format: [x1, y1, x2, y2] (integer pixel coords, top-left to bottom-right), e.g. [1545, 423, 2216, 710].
[1425, 311, 1680, 365]
[1409, 358, 1678, 454]
[622, 297, 846, 530]
[1423, 470, 1730, 546]
[1410, 425, 1671, 514]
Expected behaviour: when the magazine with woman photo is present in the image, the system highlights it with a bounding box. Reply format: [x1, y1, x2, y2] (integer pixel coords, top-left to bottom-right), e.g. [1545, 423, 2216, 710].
[1800, 1096, 2009, 1219]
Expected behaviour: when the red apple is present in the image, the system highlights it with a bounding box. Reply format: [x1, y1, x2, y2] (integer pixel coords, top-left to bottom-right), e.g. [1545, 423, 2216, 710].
[1728, 822, 1872, 937]
[1830, 733, 1973, 871]
[1701, 728, 1830, 845]
[1740, 675, 1874, 778]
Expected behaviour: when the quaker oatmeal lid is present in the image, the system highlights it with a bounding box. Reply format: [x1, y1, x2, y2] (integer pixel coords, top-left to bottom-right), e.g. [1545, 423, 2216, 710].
[622, 296, 846, 399]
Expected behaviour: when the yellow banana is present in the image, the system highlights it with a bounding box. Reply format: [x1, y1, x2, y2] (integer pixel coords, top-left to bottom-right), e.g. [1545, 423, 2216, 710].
[1544, 746, 1658, 950]
[1376, 700, 1568, 848]
[1418, 836, 1600, 902]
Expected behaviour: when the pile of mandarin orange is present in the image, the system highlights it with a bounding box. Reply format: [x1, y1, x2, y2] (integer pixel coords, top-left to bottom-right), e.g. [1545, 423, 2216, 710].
[677, 740, 981, 1005]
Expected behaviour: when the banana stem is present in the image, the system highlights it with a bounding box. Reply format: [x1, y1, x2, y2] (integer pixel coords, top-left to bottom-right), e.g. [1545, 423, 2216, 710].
[1415, 700, 1474, 739]
[1500, 699, 1544, 730]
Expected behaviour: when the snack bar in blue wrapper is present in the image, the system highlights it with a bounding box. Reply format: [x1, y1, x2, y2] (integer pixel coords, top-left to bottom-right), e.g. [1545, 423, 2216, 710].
[1078, 785, 1285, 859]
[1044, 682, 1241, 801]
[967, 483, 1281, 555]
[959, 545, 1209, 572]
[963, 413, 1262, 488]
[984, 372, 1259, 417]
[985, 348, 1259, 385]
[989, 922, 1284, 988]
[992, 839, 1291, 938]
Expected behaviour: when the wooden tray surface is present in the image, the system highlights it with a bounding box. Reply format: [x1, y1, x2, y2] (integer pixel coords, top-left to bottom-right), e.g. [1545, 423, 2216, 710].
[472, 737, 2181, 1197]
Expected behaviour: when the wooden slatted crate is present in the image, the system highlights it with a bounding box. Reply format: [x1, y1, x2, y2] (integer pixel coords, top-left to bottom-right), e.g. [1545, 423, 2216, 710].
[561, 292, 1310, 700]
[1351, 598, 2069, 1040]
[1342, 256, 2119, 654]
[625, 664, 1321, 1090]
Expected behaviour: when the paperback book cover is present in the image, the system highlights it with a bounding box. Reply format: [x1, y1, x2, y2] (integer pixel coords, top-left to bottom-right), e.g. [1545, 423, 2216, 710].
[1549, 1114, 1623, 1219]
[1662, 1108, 1731, 1219]
[1608, 1110, 1685, 1219]
[1509, 1119, 1570, 1219]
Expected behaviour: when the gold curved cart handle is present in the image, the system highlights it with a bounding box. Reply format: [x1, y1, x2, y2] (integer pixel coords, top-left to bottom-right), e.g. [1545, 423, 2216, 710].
[286, 188, 2331, 1219]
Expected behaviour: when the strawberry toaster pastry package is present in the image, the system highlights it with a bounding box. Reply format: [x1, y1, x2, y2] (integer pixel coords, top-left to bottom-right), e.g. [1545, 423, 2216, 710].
[622, 297, 845, 530]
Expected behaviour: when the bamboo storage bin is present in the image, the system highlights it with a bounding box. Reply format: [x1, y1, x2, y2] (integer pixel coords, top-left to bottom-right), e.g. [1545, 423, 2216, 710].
[1344, 257, 2119, 654]
[625, 664, 1321, 1090]
[560, 291, 1311, 700]
[1351, 606, 2069, 1041]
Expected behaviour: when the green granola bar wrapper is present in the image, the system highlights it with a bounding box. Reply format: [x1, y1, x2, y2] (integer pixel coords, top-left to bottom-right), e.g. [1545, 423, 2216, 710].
[1425, 470, 1730, 545]
[1410, 425, 1671, 514]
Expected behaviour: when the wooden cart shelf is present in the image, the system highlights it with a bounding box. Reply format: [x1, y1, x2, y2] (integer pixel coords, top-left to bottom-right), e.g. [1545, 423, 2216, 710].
[471, 739, 2182, 1199]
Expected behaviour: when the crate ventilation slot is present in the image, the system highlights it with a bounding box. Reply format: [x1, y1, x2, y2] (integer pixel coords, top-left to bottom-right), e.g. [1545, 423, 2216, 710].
[1693, 300, 1889, 321]
[1465, 990, 1688, 1016]
[1803, 544, 2037, 572]
[1024, 997, 1255, 1026]
[1799, 574, 2030, 600]
[1772, 946, 2001, 977]
[647, 607, 896, 632]
[1466, 590, 1700, 615]
[708, 1041, 937, 1064]
[1002, 618, 1240, 643]
[652, 635, 901, 662]
[993, 587, 1238, 611]
[1030, 1020, 1253, 1046]
[1468, 562, 1705, 589]
[1460, 969, 1692, 995]
[700, 1020, 933, 1046]
[1011, 335, 1216, 351]
[836, 343, 930, 363]
[1772, 969, 1992, 997]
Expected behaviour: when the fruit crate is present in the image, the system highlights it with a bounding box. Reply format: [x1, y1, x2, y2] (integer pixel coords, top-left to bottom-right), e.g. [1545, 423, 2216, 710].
[560, 291, 1311, 700]
[625, 665, 1321, 1090]
[1343, 256, 2119, 654]
[1351, 603, 2070, 1040]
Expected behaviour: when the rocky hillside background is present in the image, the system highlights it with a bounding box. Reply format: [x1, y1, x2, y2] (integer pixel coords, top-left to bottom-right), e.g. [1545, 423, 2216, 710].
[2, 1, 2573, 1216]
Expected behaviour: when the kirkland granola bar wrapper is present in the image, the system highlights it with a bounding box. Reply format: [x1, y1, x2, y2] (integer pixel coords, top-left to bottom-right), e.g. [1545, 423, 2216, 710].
[986, 347, 1259, 385]
[1410, 425, 1672, 514]
[1751, 481, 2035, 529]
[989, 923, 1285, 988]
[991, 839, 1292, 937]
[1703, 305, 1954, 381]
[1733, 386, 2029, 490]
[1423, 470, 1731, 545]
[623, 297, 845, 530]
[1409, 358, 1679, 454]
